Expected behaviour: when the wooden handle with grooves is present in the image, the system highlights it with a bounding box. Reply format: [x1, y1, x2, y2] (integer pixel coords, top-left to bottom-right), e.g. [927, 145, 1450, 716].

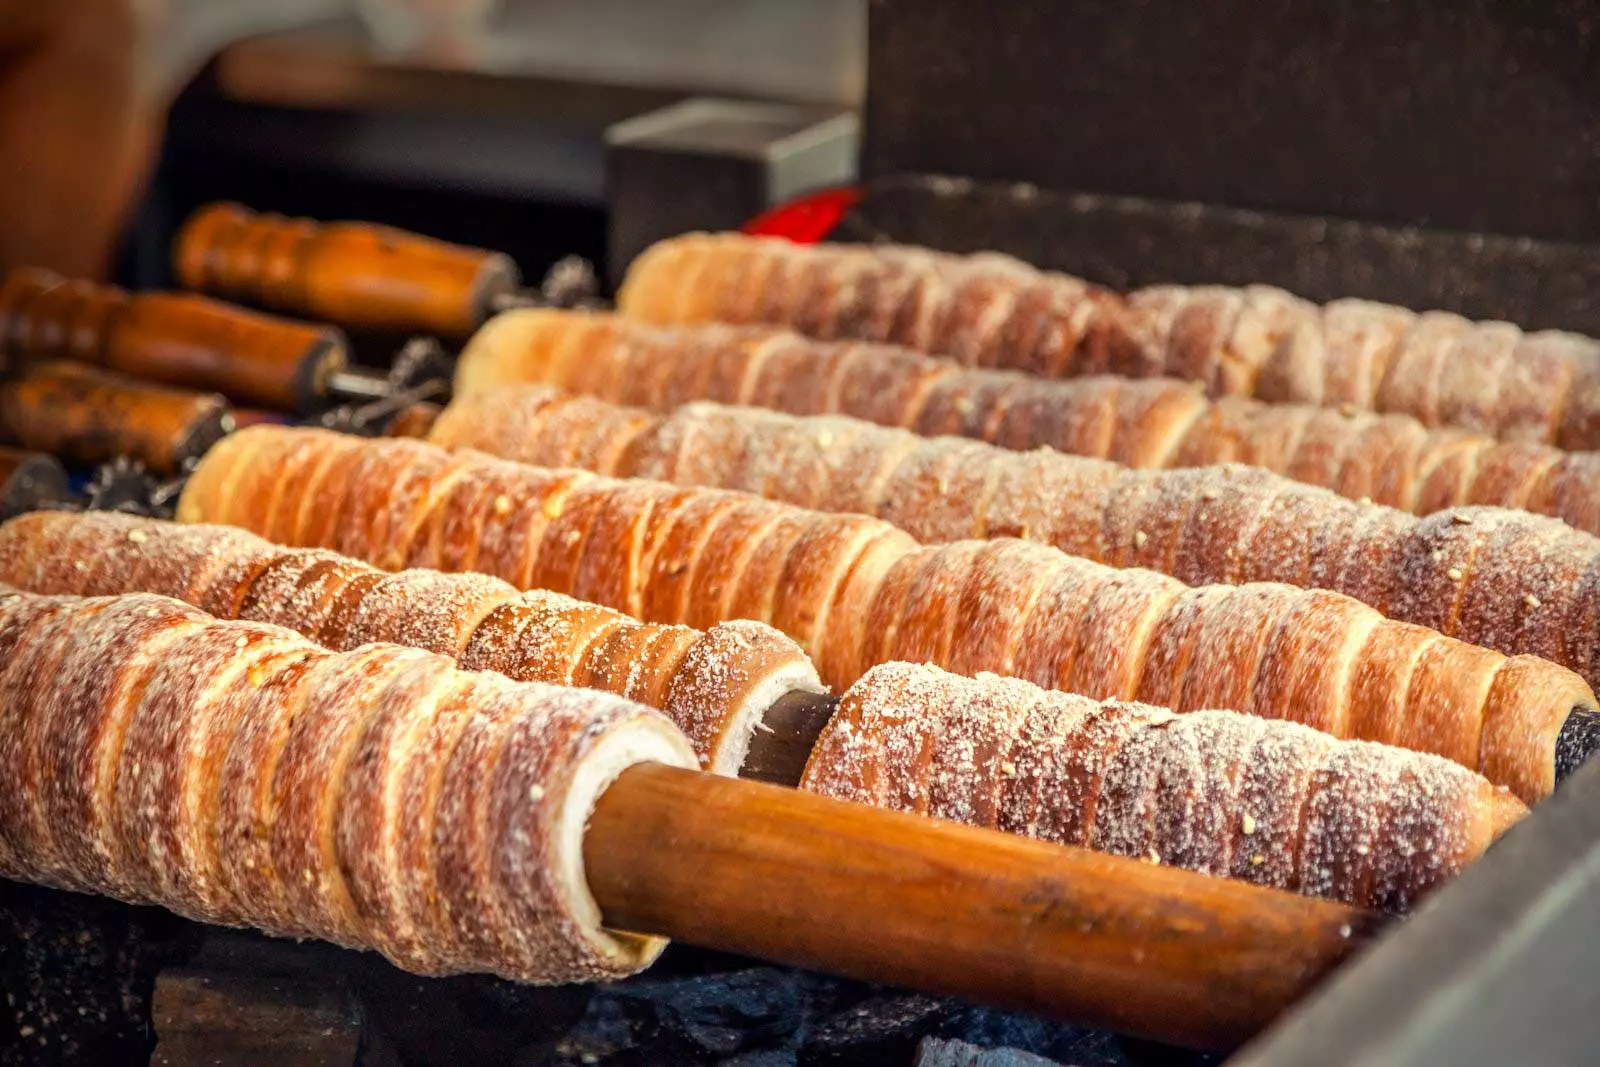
[0, 361, 233, 475]
[0, 267, 349, 412]
[587, 762, 1380, 1051]
[175, 202, 521, 339]
[229, 408, 291, 431]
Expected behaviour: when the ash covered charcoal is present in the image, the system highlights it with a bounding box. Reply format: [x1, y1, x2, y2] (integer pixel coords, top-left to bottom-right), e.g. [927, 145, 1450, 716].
[939, 1006, 1127, 1065]
[552, 993, 653, 1064]
[801, 993, 955, 1064]
[0, 882, 197, 1066]
[605, 966, 814, 1060]
[1116, 1036, 1225, 1067]
[552, 953, 1118, 1066]
[797, 992, 1129, 1066]
[3, 889, 1136, 1065]
[548, 949, 846, 1064]
[916, 1037, 1063, 1066]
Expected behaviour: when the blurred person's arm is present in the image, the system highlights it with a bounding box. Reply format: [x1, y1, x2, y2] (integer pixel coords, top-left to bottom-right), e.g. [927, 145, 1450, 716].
[0, 1, 160, 279]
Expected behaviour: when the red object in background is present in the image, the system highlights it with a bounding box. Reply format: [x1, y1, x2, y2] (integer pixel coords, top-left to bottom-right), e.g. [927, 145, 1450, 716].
[742, 187, 862, 243]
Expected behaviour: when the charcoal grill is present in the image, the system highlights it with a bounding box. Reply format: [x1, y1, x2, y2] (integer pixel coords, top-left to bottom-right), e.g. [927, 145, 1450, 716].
[7, 2, 1600, 1064]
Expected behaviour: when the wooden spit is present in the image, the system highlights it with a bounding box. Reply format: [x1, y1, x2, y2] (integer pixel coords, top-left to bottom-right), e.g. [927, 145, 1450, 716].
[0, 266, 371, 413]
[0, 361, 233, 475]
[174, 202, 523, 340]
[587, 762, 1380, 1051]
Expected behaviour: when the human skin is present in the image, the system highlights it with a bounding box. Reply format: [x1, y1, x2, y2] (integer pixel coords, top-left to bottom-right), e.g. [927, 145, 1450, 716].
[0, 0, 159, 279]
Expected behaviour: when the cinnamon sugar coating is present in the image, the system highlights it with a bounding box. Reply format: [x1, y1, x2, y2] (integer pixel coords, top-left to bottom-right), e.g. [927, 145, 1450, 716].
[454, 309, 1600, 538]
[0, 511, 820, 777]
[434, 386, 1600, 743]
[617, 232, 1600, 450]
[804, 662, 1526, 913]
[0, 585, 696, 982]
[180, 428, 1592, 801]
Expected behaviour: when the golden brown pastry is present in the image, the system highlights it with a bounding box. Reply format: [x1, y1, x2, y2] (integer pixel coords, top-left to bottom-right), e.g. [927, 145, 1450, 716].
[0, 584, 694, 981]
[0, 511, 822, 776]
[179, 426, 1596, 802]
[455, 310, 1600, 537]
[617, 232, 1600, 449]
[0, 573, 1522, 925]
[431, 385, 1600, 696]
[809, 663, 1526, 912]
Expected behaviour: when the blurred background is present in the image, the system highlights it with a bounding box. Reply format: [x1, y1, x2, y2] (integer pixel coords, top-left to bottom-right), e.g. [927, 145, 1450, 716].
[113, 0, 865, 288]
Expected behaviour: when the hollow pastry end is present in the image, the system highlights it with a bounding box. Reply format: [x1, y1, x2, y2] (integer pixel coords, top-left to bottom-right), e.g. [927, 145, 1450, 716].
[558, 714, 696, 976]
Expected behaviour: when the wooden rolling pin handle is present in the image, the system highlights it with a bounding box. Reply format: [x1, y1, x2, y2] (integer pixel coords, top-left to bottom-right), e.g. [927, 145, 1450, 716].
[176, 202, 523, 339]
[229, 408, 292, 431]
[0, 267, 350, 413]
[741, 689, 841, 787]
[0, 362, 234, 476]
[0, 268, 122, 369]
[585, 763, 1381, 1051]
[104, 293, 347, 414]
[0, 447, 72, 518]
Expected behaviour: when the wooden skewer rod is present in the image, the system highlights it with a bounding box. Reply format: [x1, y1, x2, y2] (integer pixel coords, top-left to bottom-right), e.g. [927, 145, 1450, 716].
[0, 360, 233, 476]
[740, 688, 841, 786]
[175, 202, 522, 339]
[585, 762, 1383, 1052]
[0, 267, 350, 413]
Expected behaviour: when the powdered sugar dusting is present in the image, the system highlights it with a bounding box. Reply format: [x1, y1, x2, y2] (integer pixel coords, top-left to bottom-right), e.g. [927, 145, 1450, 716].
[425, 379, 1600, 700]
[804, 662, 1523, 912]
[171, 429, 1594, 798]
[465, 304, 1600, 538]
[0, 586, 688, 983]
[624, 234, 1600, 451]
[664, 620, 820, 772]
[0, 510, 813, 780]
[346, 570, 518, 656]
